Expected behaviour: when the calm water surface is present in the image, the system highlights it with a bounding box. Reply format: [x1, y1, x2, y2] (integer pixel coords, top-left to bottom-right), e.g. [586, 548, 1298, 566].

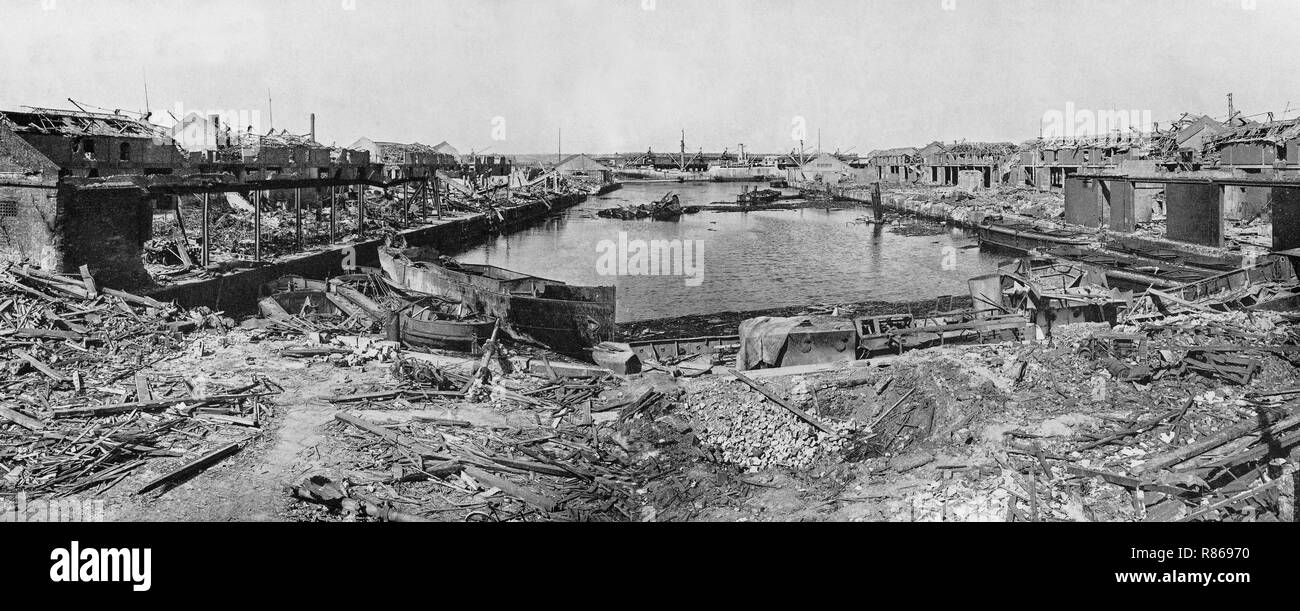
[451, 181, 1001, 322]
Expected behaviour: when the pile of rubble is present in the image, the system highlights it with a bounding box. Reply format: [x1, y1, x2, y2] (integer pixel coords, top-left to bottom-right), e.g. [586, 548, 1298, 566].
[889, 185, 1065, 224]
[682, 375, 854, 471]
[0, 262, 264, 500]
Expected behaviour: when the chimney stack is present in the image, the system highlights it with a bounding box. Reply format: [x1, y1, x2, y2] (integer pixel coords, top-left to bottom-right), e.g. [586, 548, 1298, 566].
[310, 113, 316, 143]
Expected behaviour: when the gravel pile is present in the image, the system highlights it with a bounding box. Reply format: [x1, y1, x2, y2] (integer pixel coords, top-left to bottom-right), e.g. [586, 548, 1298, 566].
[681, 379, 854, 472]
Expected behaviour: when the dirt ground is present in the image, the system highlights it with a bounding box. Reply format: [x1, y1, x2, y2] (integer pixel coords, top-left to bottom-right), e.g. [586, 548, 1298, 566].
[102, 336, 363, 521]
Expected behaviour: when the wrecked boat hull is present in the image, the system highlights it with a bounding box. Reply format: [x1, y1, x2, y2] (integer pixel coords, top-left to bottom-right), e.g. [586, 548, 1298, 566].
[396, 310, 497, 352]
[379, 249, 616, 356]
[976, 220, 1093, 253]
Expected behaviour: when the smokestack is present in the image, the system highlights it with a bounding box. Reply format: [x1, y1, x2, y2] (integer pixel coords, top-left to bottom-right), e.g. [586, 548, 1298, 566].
[310, 113, 316, 143]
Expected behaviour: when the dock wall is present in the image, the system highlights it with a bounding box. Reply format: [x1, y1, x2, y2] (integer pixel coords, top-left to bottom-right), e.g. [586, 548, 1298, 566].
[834, 186, 996, 228]
[145, 194, 586, 316]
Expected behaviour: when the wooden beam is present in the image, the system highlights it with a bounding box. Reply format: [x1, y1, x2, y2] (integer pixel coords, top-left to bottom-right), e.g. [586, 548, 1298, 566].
[727, 368, 837, 435]
[136, 442, 243, 495]
[1134, 409, 1300, 474]
[51, 393, 273, 418]
[0, 406, 45, 431]
[13, 348, 66, 381]
[78, 264, 98, 297]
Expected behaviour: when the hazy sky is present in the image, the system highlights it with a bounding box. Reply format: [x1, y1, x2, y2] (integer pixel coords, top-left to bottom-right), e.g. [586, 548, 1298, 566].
[2, 0, 1297, 154]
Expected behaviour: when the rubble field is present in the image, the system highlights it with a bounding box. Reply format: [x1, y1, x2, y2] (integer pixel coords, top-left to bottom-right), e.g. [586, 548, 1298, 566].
[4, 257, 1297, 522]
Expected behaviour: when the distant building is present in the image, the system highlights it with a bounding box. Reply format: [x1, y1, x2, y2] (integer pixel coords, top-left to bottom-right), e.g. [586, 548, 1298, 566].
[187, 129, 334, 183]
[923, 141, 1019, 188]
[799, 152, 854, 183]
[554, 153, 613, 183]
[348, 138, 454, 180]
[862, 147, 919, 184]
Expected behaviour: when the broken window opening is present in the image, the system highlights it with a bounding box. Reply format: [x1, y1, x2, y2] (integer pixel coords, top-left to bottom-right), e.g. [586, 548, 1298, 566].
[119, 142, 131, 162]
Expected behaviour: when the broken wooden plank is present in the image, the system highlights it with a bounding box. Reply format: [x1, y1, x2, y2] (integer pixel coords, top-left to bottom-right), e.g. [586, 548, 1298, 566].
[1147, 288, 1217, 314]
[1178, 478, 1284, 522]
[327, 389, 462, 403]
[869, 387, 916, 431]
[12, 328, 86, 340]
[12, 348, 66, 381]
[1134, 409, 1300, 474]
[135, 373, 153, 403]
[1075, 402, 1188, 452]
[136, 442, 243, 495]
[1200, 428, 1300, 471]
[333, 411, 448, 459]
[51, 393, 273, 418]
[728, 368, 837, 435]
[0, 406, 45, 431]
[78, 264, 98, 298]
[1064, 464, 1200, 497]
[462, 466, 558, 512]
[195, 414, 258, 427]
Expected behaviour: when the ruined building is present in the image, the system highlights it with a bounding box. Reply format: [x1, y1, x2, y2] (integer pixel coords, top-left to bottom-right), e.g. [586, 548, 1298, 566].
[0, 109, 185, 286]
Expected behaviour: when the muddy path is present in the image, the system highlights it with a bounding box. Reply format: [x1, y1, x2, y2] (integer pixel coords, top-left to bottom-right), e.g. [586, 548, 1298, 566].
[108, 335, 381, 522]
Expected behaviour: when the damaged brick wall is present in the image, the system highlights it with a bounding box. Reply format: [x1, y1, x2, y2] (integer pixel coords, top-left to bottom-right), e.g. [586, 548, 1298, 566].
[0, 122, 62, 268]
[0, 185, 61, 268]
[55, 184, 153, 288]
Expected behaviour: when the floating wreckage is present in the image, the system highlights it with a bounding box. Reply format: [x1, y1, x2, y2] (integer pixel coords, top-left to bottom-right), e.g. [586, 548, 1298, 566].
[736, 186, 783, 205]
[596, 192, 699, 221]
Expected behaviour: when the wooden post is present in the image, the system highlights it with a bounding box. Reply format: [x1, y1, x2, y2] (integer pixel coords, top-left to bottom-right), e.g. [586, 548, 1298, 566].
[435, 176, 442, 219]
[402, 181, 409, 226]
[329, 186, 337, 243]
[872, 181, 883, 221]
[1280, 450, 1298, 523]
[294, 188, 303, 251]
[253, 190, 262, 262]
[357, 185, 366, 237]
[201, 192, 210, 267]
[421, 178, 430, 221]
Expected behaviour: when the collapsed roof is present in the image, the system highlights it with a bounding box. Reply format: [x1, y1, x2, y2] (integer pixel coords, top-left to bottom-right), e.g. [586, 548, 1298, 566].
[1208, 117, 1300, 148]
[0, 108, 167, 140]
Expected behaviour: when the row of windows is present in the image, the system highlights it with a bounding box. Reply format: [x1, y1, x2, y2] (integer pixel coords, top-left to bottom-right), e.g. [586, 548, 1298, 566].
[73, 139, 134, 162]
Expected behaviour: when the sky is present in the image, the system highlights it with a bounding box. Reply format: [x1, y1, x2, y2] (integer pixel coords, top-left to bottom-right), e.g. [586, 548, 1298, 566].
[2, 0, 1298, 155]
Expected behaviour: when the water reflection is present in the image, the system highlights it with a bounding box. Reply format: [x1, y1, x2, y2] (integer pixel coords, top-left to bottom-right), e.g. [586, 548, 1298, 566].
[451, 181, 1001, 322]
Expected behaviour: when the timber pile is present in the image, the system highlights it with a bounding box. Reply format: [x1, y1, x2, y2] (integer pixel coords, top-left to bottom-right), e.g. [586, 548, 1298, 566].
[0, 263, 267, 498]
[301, 357, 765, 521]
[310, 408, 641, 521]
[882, 310, 1300, 522]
